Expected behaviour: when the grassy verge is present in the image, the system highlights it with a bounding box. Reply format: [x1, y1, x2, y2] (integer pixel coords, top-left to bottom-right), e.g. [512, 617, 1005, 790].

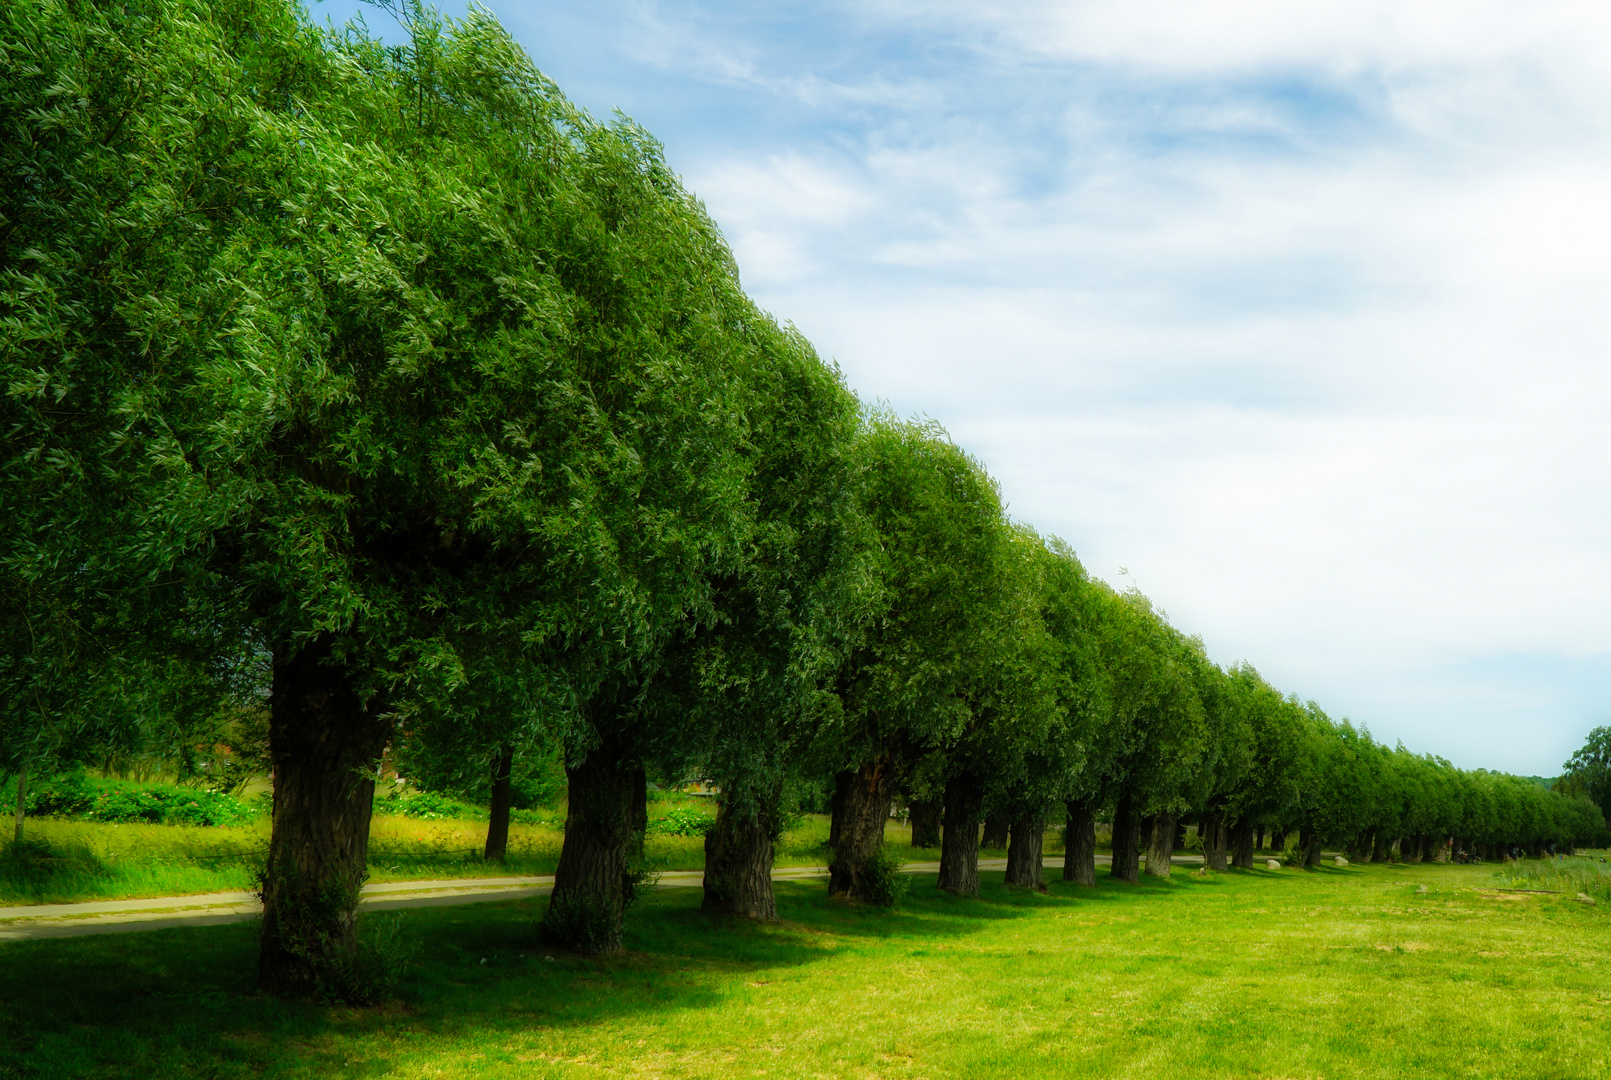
[0, 810, 1074, 905]
[2, 860, 1607, 1078]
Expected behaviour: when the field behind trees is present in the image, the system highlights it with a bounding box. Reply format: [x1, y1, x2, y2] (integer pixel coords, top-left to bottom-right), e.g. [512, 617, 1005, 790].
[3, 859, 1608, 1080]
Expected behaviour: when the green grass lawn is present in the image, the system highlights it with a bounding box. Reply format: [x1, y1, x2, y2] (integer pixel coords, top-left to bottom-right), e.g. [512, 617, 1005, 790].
[2, 860, 1606, 1079]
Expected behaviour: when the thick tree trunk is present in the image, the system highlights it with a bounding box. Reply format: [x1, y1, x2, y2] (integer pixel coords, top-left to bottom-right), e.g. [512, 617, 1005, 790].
[702, 792, 777, 920]
[1202, 810, 1229, 871]
[543, 741, 638, 954]
[1063, 798, 1097, 885]
[483, 744, 514, 864]
[1110, 793, 1141, 883]
[1005, 815, 1046, 890]
[937, 773, 983, 897]
[1372, 831, 1391, 863]
[981, 811, 1011, 851]
[909, 798, 942, 848]
[1298, 826, 1321, 868]
[1145, 811, 1176, 878]
[827, 758, 896, 900]
[1231, 818, 1255, 869]
[258, 636, 390, 996]
[12, 762, 25, 844]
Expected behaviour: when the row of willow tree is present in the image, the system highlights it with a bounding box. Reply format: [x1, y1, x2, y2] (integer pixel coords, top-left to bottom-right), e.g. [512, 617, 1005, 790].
[2, 0, 1602, 996]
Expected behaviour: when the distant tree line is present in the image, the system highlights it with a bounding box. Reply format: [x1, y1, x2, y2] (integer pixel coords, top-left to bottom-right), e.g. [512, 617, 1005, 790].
[3, 0, 1603, 997]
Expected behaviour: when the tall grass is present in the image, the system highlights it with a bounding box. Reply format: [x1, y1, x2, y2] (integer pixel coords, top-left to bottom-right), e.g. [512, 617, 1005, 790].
[1498, 852, 1611, 901]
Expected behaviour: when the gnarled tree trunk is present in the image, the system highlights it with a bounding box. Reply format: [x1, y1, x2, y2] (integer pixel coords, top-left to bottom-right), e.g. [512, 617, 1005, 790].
[1063, 798, 1097, 885]
[1231, 818, 1255, 868]
[702, 791, 777, 920]
[1005, 815, 1046, 890]
[543, 740, 638, 954]
[483, 743, 514, 864]
[937, 773, 983, 896]
[259, 636, 391, 996]
[1145, 811, 1176, 878]
[1299, 826, 1321, 868]
[1110, 793, 1141, 884]
[828, 758, 896, 900]
[981, 811, 1011, 850]
[1202, 810, 1229, 871]
[909, 798, 942, 848]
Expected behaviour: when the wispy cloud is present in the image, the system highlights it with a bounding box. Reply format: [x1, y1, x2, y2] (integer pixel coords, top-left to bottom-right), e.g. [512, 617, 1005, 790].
[314, 0, 1611, 773]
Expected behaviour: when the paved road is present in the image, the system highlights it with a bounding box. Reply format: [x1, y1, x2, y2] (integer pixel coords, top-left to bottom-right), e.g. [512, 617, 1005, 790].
[0, 853, 1206, 942]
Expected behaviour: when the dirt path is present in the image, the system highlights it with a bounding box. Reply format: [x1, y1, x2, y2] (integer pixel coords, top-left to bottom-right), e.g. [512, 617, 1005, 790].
[0, 854, 1205, 942]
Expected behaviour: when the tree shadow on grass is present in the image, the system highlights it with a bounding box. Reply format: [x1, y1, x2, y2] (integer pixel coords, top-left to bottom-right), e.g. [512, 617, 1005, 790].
[0, 875, 1071, 1080]
[0, 862, 1270, 1079]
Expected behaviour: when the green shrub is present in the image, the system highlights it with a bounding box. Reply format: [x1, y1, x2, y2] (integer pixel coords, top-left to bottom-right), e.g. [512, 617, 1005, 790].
[372, 788, 483, 821]
[858, 847, 910, 908]
[24, 773, 261, 827]
[651, 805, 715, 837]
[338, 913, 419, 1006]
[541, 891, 617, 954]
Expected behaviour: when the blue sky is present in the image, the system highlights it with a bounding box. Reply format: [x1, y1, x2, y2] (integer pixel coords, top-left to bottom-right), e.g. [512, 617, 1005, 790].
[315, 0, 1611, 776]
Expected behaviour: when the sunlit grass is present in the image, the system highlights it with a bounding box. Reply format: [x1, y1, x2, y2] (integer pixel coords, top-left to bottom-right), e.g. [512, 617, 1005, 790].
[2, 809, 873, 903]
[3, 860, 1607, 1078]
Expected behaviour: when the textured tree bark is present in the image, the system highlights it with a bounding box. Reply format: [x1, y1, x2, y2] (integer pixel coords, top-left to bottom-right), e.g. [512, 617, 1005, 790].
[1005, 816, 1046, 890]
[483, 744, 514, 864]
[543, 740, 638, 954]
[908, 799, 942, 848]
[259, 636, 390, 996]
[702, 794, 777, 919]
[937, 773, 983, 896]
[1299, 826, 1321, 868]
[1202, 810, 1229, 871]
[1110, 793, 1141, 883]
[1063, 798, 1097, 885]
[1145, 811, 1176, 878]
[981, 812, 1011, 851]
[827, 758, 896, 899]
[1230, 818, 1255, 869]
[1372, 831, 1391, 863]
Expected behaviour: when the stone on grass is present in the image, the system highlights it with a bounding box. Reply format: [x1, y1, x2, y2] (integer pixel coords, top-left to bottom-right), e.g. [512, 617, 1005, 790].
[1266, 859, 1281, 870]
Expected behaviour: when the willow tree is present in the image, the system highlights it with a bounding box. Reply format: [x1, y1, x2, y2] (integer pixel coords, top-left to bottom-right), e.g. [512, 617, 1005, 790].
[645, 325, 861, 922]
[932, 525, 1062, 898]
[3, 0, 772, 987]
[811, 415, 1011, 902]
[1086, 589, 1207, 883]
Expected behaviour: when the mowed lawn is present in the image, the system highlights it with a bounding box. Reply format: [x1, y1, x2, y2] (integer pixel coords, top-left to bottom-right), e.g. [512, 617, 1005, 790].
[1, 861, 1605, 1079]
